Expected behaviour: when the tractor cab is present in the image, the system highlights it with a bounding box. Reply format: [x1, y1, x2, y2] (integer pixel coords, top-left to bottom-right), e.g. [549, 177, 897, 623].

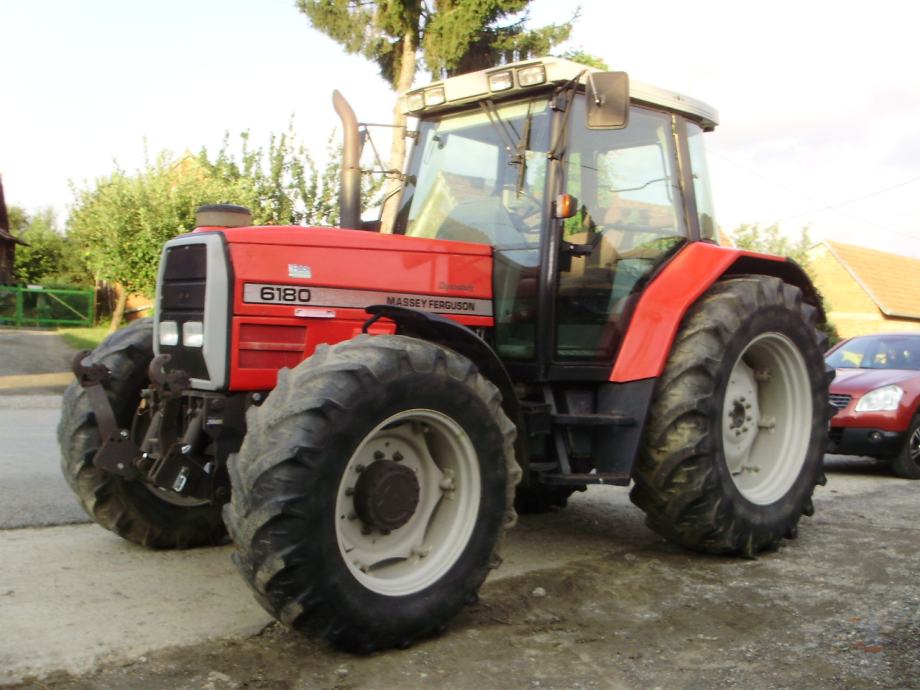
[387, 58, 718, 376]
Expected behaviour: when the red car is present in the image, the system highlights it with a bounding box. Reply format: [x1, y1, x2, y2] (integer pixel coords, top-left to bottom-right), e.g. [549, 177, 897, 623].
[825, 333, 920, 478]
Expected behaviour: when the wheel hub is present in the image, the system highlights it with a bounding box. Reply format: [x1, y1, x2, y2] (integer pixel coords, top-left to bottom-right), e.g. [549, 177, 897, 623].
[353, 459, 421, 531]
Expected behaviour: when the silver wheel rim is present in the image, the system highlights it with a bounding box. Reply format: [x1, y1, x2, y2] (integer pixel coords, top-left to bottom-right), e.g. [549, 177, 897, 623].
[910, 426, 920, 466]
[335, 409, 481, 596]
[722, 332, 812, 505]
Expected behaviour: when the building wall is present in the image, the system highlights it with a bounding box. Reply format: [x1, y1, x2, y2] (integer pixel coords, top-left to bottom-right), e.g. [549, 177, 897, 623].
[807, 245, 920, 337]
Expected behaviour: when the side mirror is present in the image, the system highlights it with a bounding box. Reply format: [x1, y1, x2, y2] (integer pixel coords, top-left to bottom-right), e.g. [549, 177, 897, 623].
[585, 72, 629, 129]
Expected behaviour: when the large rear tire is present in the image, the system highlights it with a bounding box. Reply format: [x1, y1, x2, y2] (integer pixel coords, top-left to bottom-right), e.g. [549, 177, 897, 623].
[57, 319, 227, 548]
[629, 277, 832, 556]
[224, 335, 520, 652]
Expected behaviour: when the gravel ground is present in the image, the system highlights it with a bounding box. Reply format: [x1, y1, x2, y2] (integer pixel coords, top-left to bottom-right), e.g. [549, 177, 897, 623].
[3, 455, 918, 690]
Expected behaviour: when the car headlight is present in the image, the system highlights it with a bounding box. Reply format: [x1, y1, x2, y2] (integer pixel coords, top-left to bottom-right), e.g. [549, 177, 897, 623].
[855, 384, 903, 412]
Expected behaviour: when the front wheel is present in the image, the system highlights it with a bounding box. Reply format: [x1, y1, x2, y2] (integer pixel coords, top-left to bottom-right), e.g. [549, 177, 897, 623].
[630, 277, 832, 556]
[57, 319, 226, 548]
[891, 415, 920, 479]
[224, 335, 520, 652]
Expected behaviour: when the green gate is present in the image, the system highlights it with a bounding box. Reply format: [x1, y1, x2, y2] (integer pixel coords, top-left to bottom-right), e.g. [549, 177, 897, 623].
[0, 286, 95, 327]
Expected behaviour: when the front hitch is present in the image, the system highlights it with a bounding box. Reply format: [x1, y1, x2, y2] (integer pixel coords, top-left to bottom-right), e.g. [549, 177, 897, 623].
[72, 350, 142, 480]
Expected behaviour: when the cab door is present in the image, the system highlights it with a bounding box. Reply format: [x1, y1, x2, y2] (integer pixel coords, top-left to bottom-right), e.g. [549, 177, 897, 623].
[554, 102, 689, 366]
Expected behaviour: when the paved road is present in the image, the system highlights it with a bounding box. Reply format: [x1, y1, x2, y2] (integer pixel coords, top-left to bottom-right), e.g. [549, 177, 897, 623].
[0, 394, 88, 529]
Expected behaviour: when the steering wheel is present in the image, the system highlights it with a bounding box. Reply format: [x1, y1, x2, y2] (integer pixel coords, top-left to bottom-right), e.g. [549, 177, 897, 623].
[502, 186, 543, 236]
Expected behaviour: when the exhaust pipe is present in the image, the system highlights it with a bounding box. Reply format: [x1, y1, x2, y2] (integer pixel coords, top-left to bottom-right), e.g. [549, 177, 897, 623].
[333, 90, 362, 230]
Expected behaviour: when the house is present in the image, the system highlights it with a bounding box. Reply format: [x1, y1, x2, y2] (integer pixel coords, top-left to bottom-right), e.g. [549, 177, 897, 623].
[0, 177, 28, 285]
[807, 239, 920, 338]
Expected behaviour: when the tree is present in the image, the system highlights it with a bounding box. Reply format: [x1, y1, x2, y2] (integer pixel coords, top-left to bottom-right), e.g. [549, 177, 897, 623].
[10, 207, 90, 287]
[68, 127, 360, 331]
[297, 0, 579, 230]
[422, 2, 572, 76]
[729, 222, 839, 344]
[730, 223, 813, 267]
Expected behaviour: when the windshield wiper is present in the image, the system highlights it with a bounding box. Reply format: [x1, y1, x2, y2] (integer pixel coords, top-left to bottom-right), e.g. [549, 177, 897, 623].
[478, 99, 534, 195]
[548, 69, 587, 161]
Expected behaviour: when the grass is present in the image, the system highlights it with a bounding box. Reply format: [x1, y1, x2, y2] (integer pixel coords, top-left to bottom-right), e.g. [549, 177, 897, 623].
[57, 325, 112, 351]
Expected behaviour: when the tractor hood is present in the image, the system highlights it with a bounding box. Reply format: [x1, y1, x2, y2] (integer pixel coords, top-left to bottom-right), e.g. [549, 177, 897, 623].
[213, 225, 493, 317]
[175, 225, 494, 390]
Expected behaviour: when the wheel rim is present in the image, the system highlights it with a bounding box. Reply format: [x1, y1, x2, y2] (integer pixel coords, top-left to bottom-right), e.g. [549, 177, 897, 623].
[721, 332, 812, 505]
[335, 409, 481, 596]
[910, 426, 920, 467]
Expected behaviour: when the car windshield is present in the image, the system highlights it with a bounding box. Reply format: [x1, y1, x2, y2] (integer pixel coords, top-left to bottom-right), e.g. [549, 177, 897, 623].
[826, 335, 920, 371]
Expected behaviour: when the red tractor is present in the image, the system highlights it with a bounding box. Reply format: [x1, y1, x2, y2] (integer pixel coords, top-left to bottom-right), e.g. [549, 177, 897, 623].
[60, 58, 832, 652]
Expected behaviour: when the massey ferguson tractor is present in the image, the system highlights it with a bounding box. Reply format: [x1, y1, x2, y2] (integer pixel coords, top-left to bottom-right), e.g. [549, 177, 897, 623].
[59, 58, 832, 652]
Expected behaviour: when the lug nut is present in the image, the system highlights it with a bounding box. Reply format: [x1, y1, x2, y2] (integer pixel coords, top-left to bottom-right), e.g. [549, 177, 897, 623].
[355, 464, 366, 473]
[345, 487, 354, 497]
[374, 450, 385, 460]
[393, 451, 403, 462]
[361, 526, 372, 536]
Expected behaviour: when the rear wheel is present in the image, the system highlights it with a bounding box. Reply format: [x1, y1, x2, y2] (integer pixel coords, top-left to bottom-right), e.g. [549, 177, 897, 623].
[891, 415, 920, 479]
[630, 277, 832, 556]
[224, 335, 520, 652]
[57, 319, 226, 548]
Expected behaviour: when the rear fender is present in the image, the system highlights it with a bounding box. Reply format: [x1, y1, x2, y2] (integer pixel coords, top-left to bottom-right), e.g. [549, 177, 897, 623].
[610, 243, 823, 383]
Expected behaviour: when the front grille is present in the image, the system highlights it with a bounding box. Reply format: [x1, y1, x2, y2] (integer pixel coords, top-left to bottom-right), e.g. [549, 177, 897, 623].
[158, 243, 209, 380]
[829, 393, 852, 409]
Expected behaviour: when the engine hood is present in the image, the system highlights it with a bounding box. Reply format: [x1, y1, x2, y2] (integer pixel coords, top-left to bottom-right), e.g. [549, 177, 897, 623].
[830, 367, 920, 395]
[200, 225, 495, 321]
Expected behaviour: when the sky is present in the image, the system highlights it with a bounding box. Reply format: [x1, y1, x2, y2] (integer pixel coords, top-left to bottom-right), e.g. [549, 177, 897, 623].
[3, 0, 919, 257]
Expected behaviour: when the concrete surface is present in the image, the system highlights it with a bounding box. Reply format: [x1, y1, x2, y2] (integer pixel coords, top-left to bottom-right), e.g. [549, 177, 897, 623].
[0, 328, 76, 394]
[0, 395, 88, 529]
[1, 459, 919, 689]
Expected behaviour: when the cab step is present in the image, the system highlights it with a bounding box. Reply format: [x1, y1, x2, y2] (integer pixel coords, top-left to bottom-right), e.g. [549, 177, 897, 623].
[539, 471, 631, 486]
[551, 413, 635, 428]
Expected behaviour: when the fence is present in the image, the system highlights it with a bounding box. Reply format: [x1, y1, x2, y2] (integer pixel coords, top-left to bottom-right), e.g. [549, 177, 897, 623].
[0, 285, 95, 328]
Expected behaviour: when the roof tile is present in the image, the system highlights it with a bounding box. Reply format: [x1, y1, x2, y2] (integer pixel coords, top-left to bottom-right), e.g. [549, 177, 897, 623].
[825, 240, 920, 319]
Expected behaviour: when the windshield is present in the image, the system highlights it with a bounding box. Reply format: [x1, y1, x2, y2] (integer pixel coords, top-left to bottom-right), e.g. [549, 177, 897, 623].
[826, 335, 920, 371]
[394, 97, 552, 250]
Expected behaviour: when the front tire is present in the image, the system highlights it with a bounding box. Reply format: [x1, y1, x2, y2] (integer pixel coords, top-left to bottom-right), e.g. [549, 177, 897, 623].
[224, 335, 520, 652]
[57, 319, 226, 548]
[891, 415, 920, 479]
[630, 277, 832, 556]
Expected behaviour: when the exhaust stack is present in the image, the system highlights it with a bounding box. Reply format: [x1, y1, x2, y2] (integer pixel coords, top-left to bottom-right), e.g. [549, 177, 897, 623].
[333, 90, 362, 230]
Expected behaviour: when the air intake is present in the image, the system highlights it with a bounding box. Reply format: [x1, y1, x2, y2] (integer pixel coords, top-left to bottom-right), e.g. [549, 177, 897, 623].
[196, 204, 252, 228]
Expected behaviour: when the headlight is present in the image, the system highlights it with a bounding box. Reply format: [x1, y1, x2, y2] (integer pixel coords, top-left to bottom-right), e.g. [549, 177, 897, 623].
[424, 86, 446, 106]
[517, 65, 547, 87]
[488, 70, 513, 92]
[406, 91, 425, 112]
[159, 320, 179, 346]
[855, 384, 903, 412]
[182, 321, 204, 348]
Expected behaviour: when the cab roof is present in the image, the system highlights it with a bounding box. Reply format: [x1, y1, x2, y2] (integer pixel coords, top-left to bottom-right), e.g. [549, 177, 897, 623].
[403, 56, 719, 131]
